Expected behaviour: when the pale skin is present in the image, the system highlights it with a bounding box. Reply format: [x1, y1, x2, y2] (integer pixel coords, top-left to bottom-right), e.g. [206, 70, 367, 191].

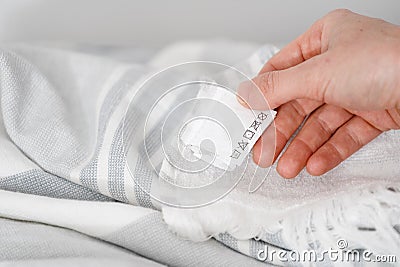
[238, 9, 400, 178]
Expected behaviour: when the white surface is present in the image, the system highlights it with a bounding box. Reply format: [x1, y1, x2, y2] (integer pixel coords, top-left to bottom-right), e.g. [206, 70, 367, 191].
[0, 0, 399, 46]
[0, 189, 156, 237]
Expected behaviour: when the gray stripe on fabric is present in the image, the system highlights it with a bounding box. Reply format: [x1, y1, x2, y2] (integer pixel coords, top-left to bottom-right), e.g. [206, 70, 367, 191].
[133, 117, 166, 207]
[249, 239, 266, 260]
[80, 67, 143, 192]
[0, 169, 113, 201]
[260, 230, 287, 249]
[120, 76, 196, 208]
[119, 103, 162, 208]
[215, 233, 239, 251]
[133, 157, 155, 208]
[139, 126, 162, 159]
[108, 122, 129, 203]
[107, 97, 143, 203]
[103, 212, 267, 267]
[132, 126, 163, 208]
[0, 218, 161, 267]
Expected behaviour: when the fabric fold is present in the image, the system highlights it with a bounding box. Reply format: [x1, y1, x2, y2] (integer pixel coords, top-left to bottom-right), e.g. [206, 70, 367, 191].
[0, 41, 399, 266]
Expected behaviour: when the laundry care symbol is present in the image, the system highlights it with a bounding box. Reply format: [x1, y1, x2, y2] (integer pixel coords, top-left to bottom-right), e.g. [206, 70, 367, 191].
[230, 140, 249, 159]
[230, 149, 241, 159]
[243, 129, 255, 140]
[230, 112, 269, 160]
[250, 120, 262, 131]
[243, 112, 268, 140]
[257, 112, 268, 121]
[238, 140, 248, 150]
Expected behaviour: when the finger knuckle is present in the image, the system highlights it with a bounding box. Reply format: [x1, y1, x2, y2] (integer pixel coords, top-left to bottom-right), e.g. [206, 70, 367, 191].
[259, 71, 279, 96]
[323, 9, 352, 23]
[343, 125, 362, 148]
[330, 8, 352, 17]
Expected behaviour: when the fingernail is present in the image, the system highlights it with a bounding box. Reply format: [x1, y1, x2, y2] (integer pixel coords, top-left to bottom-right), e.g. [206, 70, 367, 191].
[237, 79, 269, 110]
[236, 95, 248, 107]
[237, 80, 252, 108]
[254, 128, 275, 167]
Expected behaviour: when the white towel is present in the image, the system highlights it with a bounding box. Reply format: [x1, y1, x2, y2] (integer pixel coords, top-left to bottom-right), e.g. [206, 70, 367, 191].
[158, 43, 400, 261]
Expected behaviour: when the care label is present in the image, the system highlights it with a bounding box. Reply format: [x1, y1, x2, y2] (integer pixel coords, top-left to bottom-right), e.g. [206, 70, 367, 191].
[179, 83, 276, 171]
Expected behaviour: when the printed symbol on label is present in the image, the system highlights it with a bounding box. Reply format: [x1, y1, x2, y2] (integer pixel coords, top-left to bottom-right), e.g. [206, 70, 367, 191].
[230, 149, 241, 159]
[238, 140, 249, 151]
[249, 120, 262, 131]
[257, 112, 268, 121]
[243, 130, 255, 140]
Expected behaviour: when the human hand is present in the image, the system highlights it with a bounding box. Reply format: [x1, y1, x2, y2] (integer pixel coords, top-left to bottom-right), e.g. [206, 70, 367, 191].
[237, 9, 400, 178]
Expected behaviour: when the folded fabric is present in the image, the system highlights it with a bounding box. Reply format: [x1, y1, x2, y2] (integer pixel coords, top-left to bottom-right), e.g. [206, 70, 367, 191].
[159, 44, 400, 261]
[0, 41, 270, 266]
[0, 41, 399, 266]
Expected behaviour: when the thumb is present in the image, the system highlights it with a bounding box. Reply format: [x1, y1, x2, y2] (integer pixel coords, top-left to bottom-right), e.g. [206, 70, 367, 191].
[237, 54, 330, 110]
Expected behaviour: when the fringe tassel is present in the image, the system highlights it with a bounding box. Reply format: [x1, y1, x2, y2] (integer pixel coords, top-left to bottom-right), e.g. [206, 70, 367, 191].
[162, 182, 400, 258]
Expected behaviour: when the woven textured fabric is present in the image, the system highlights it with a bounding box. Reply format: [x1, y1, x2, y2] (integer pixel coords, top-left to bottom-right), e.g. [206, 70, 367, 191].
[0, 42, 399, 266]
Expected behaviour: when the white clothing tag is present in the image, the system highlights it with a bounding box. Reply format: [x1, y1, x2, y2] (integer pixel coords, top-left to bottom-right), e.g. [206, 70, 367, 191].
[179, 84, 276, 171]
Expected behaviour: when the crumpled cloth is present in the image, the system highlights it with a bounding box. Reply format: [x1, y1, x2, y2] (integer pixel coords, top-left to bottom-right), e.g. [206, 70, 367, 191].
[0, 41, 399, 266]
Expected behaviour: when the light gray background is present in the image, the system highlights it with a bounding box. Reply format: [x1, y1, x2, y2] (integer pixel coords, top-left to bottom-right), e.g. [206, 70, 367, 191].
[0, 0, 399, 47]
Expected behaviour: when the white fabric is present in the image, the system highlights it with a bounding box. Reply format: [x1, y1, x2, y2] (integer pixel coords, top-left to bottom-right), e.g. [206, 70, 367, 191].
[158, 44, 400, 258]
[0, 41, 274, 266]
[0, 189, 155, 237]
[0, 41, 399, 266]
